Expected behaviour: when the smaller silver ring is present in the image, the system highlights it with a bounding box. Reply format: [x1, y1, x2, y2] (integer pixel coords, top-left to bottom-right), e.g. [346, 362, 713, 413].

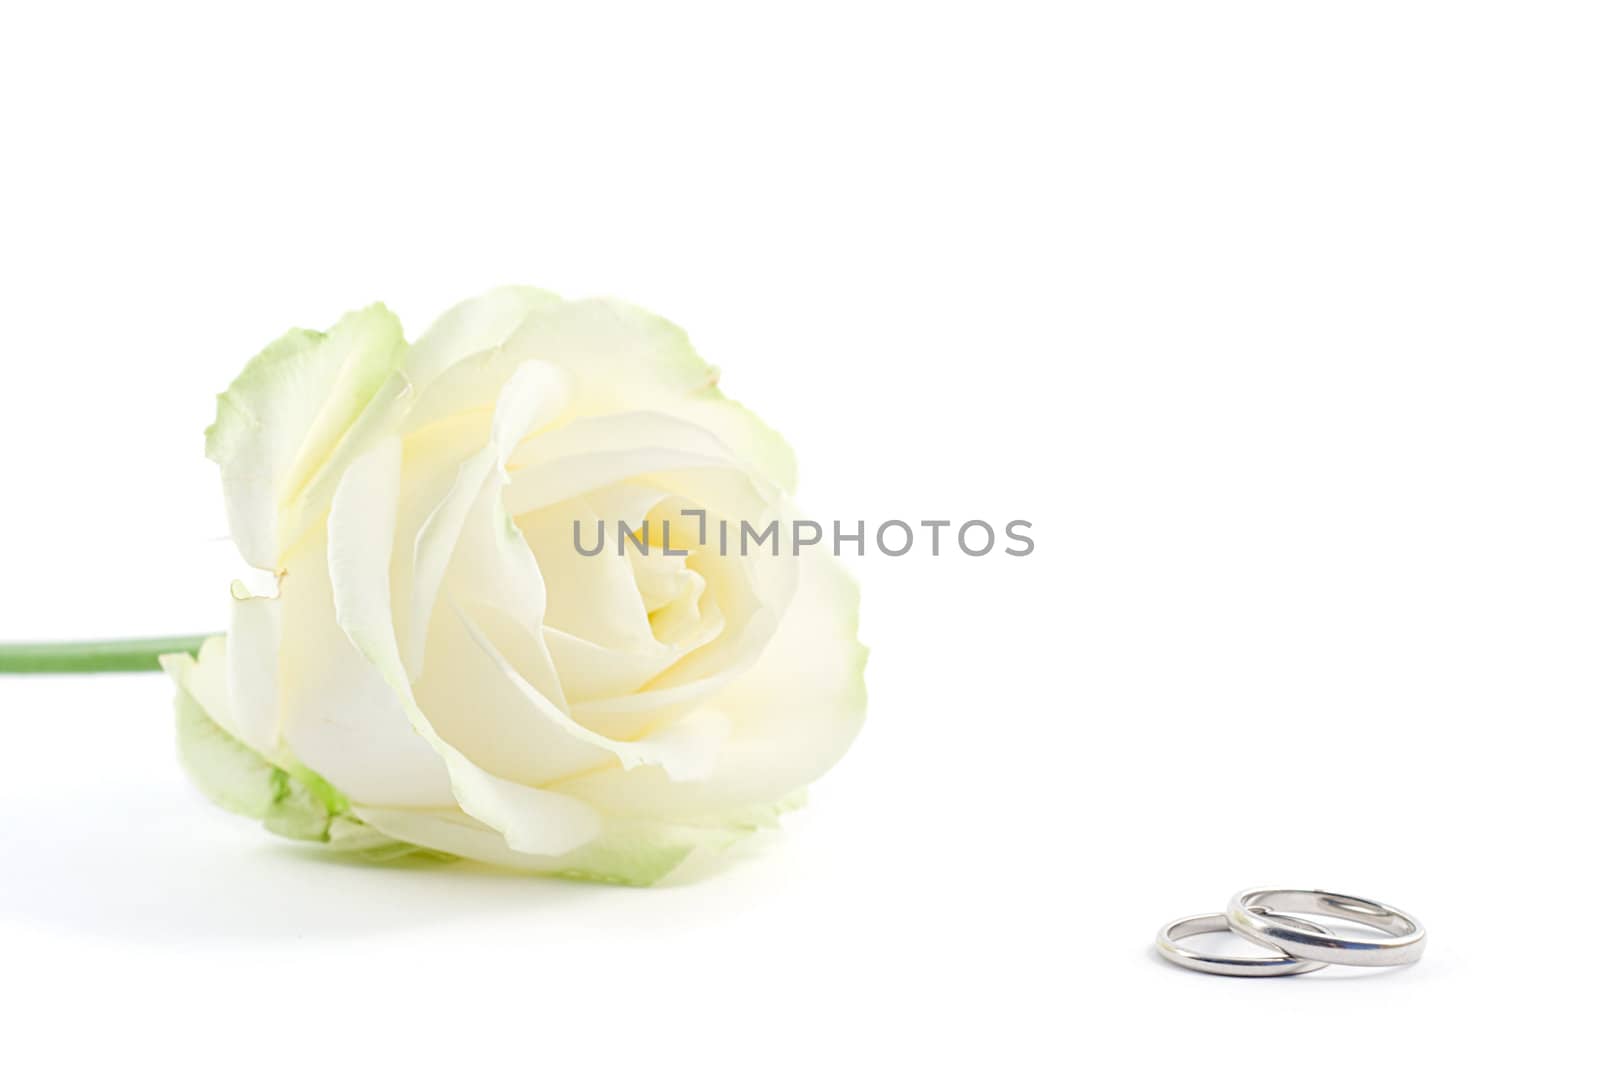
[1156, 912, 1331, 977]
[1226, 888, 1426, 968]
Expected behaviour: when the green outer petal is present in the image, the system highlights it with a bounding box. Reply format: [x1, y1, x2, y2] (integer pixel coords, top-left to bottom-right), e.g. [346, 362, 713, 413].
[165, 648, 422, 855]
[172, 674, 330, 841]
[207, 304, 407, 569]
[405, 285, 562, 388]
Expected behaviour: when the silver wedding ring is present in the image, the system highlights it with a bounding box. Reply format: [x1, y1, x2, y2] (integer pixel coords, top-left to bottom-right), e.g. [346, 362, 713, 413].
[1157, 912, 1332, 977]
[1227, 888, 1426, 967]
[1157, 886, 1426, 977]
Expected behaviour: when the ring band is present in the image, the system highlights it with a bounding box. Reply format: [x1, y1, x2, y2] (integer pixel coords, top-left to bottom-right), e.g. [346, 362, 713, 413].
[1156, 912, 1332, 977]
[1226, 888, 1426, 968]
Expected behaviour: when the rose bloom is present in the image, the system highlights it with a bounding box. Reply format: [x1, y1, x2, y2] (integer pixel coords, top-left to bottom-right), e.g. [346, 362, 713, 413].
[162, 288, 866, 884]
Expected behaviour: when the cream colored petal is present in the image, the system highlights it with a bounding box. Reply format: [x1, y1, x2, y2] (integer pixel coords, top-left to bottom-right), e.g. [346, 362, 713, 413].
[499, 298, 717, 410]
[660, 391, 797, 494]
[438, 463, 573, 709]
[563, 506, 798, 736]
[160, 636, 236, 739]
[454, 607, 730, 782]
[412, 451, 726, 783]
[328, 436, 600, 856]
[387, 417, 491, 674]
[226, 586, 281, 757]
[405, 360, 572, 678]
[517, 495, 659, 651]
[505, 448, 757, 517]
[288, 296, 565, 543]
[287, 370, 414, 550]
[277, 523, 456, 809]
[497, 297, 796, 491]
[509, 409, 742, 469]
[519, 486, 735, 712]
[558, 550, 866, 820]
[540, 555, 726, 705]
[412, 606, 607, 783]
[542, 627, 692, 704]
[504, 410, 777, 520]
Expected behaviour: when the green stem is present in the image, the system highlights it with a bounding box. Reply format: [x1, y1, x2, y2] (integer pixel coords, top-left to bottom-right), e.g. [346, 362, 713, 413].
[0, 634, 218, 674]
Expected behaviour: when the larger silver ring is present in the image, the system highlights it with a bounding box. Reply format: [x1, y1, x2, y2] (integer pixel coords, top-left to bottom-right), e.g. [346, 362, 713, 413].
[1156, 912, 1332, 977]
[1226, 888, 1426, 968]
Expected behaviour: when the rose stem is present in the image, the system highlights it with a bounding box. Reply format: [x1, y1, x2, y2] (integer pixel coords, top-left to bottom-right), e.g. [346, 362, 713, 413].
[0, 634, 218, 673]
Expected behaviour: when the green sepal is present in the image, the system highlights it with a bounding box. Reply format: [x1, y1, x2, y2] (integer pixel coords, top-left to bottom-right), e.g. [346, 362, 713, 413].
[173, 678, 433, 857]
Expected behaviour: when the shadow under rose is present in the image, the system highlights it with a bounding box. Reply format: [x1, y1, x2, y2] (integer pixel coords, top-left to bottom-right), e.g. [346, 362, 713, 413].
[0, 784, 787, 944]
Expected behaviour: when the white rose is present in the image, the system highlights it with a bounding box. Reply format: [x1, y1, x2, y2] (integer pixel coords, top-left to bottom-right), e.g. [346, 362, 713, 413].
[161, 288, 866, 884]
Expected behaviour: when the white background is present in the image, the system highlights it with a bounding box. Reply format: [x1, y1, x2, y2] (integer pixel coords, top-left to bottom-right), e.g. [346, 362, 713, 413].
[1, 2, 1595, 1062]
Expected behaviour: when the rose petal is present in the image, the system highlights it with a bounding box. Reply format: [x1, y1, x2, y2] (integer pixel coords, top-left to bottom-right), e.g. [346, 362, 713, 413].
[226, 588, 281, 757]
[207, 304, 406, 569]
[277, 523, 456, 809]
[558, 550, 866, 820]
[405, 286, 561, 389]
[405, 360, 571, 677]
[454, 605, 730, 782]
[328, 436, 601, 857]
